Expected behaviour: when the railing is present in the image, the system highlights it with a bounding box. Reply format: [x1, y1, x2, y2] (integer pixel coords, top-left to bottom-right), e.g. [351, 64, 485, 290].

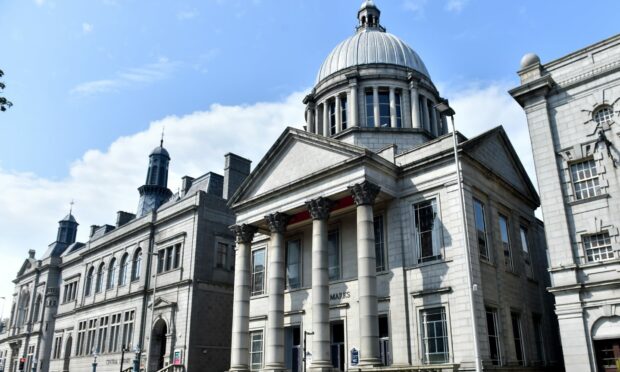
[156, 365, 185, 372]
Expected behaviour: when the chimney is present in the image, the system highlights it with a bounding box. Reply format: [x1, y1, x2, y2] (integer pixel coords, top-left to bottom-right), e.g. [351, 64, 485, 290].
[116, 211, 136, 227]
[28, 249, 35, 259]
[223, 153, 251, 200]
[181, 176, 195, 196]
[90, 225, 100, 237]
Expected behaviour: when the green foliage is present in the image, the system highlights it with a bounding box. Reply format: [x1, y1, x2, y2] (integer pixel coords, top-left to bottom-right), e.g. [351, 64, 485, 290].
[0, 69, 12, 112]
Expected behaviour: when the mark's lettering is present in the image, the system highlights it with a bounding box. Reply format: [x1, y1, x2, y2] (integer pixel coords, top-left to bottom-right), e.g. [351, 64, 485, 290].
[330, 291, 351, 301]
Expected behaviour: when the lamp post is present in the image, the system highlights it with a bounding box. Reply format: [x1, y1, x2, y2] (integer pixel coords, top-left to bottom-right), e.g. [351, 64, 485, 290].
[435, 100, 482, 372]
[303, 331, 314, 372]
[144, 252, 160, 371]
[120, 344, 128, 372]
[133, 347, 141, 372]
[92, 351, 98, 372]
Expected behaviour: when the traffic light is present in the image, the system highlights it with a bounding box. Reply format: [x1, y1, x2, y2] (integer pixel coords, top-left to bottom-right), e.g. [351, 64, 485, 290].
[18, 358, 25, 371]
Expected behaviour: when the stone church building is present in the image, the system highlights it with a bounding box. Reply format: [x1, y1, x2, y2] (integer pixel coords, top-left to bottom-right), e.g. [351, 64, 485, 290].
[0, 141, 251, 372]
[227, 2, 562, 371]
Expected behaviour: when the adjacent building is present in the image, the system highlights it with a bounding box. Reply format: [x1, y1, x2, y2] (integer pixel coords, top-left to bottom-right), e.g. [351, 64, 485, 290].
[511, 34, 620, 372]
[0, 142, 251, 372]
[227, 2, 561, 371]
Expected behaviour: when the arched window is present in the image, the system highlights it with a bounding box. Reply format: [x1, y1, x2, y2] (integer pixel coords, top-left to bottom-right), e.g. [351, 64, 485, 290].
[85, 267, 94, 297]
[594, 105, 614, 126]
[119, 254, 129, 286]
[33, 295, 42, 323]
[107, 258, 117, 290]
[96, 264, 105, 293]
[132, 249, 142, 281]
[17, 291, 30, 326]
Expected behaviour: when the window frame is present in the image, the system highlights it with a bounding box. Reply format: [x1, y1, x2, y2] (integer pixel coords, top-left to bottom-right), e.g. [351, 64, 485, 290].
[374, 215, 387, 273]
[131, 248, 142, 282]
[365, 90, 375, 127]
[378, 90, 391, 127]
[156, 243, 183, 274]
[340, 95, 348, 130]
[498, 214, 513, 272]
[420, 306, 450, 364]
[95, 264, 105, 293]
[119, 253, 129, 286]
[395, 90, 402, 128]
[485, 306, 502, 365]
[412, 197, 443, 263]
[285, 238, 302, 290]
[327, 228, 341, 281]
[249, 330, 264, 371]
[251, 248, 266, 296]
[510, 312, 525, 366]
[473, 198, 490, 261]
[519, 225, 534, 278]
[582, 231, 615, 262]
[593, 105, 614, 126]
[106, 258, 117, 290]
[569, 158, 603, 201]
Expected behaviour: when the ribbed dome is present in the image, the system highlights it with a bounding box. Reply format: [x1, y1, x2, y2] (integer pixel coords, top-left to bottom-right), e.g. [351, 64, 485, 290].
[150, 145, 170, 158]
[316, 28, 430, 84]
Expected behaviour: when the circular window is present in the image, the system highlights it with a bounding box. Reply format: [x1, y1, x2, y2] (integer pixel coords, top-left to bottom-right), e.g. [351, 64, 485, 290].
[593, 105, 614, 126]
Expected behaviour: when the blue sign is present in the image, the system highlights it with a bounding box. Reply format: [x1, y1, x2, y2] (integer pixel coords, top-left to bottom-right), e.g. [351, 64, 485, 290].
[351, 348, 359, 366]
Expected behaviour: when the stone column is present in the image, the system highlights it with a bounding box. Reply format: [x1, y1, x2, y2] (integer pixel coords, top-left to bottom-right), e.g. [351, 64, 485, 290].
[423, 96, 431, 132]
[373, 87, 380, 128]
[323, 103, 330, 137]
[229, 224, 258, 372]
[306, 103, 316, 134]
[410, 85, 420, 129]
[348, 181, 381, 366]
[264, 212, 291, 372]
[314, 107, 321, 135]
[349, 84, 358, 127]
[389, 87, 397, 128]
[402, 88, 411, 128]
[335, 95, 342, 134]
[430, 101, 438, 136]
[305, 197, 334, 372]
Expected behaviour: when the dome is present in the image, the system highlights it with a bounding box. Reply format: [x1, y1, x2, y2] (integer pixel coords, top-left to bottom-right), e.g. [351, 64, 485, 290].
[520, 53, 540, 69]
[150, 145, 170, 158]
[316, 7, 430, 84]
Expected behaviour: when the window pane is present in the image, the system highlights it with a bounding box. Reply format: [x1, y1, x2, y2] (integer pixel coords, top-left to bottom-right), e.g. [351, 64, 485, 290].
[379, 91, 390, 126]
[286, 240, 301, 289]
[485, 307, 501, 365]
[341, 97, 348, 130]
[374, 216, 386, 272]
[252, 250, 265, 295]
[328, 230, 340, 280]
[473, 199, 488, 260]
[414, 199, 439, 262]
[395, 92, 402, 128]
[499, 215, 512, 270]
[421, 307, 449, 364]
[366, 92, 374, 127]
[583, 232, 614, 262]
[329, 100, 336, 135]
[511, 313, 524, 365]
[570, 159, 602, 200]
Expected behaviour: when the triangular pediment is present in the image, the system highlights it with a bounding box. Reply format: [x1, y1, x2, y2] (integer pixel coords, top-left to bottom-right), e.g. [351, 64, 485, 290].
[16, 259, 34, 277]
[153, 297, 175, 309]
[232, 128, 368, 203]
[464, 127, 539, 204]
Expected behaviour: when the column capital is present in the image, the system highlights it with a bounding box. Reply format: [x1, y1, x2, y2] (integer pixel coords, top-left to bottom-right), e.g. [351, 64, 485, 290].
[349, 181, 381, 206]
[306, 197, 334, 220]
[265, 212, 291, 234]
[230, 224, 258, 244]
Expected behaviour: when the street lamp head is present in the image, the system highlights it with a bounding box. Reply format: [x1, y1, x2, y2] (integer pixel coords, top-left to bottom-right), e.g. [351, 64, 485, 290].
[434, 99, 455, 117]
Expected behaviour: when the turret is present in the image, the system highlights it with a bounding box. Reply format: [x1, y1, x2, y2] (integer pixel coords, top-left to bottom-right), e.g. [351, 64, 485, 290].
[137, 138, 173, 217]
[56, 213, 78, 245]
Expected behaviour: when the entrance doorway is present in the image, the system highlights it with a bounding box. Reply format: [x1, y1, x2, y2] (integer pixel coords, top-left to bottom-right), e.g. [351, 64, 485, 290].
[149, 319, 168, 372]
[284, 326, 301, 372]
[330, 322, 345, 371]
[62, 336, 72, 372]
[595, 339, 620, 372]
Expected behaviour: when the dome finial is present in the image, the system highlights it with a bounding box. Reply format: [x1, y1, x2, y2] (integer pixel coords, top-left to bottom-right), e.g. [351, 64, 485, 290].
[69, 199, 74, 215]
[358, 0, 383, 31]
[160, 125, 165, 148]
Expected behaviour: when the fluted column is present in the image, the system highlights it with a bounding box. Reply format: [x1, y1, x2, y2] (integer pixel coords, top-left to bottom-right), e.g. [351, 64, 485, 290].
[264, 212, 291, 372]
[306, 103, 316, 133]
[373, 87, 380, 128]
[335, 95, 342, 133]
[410, 86, 420, 129]
[349, 84, 358, 127]
[323, 103, 329, 136]
[306, 197, 334, 372]
[229, 224, 258, 372]
[349, 181, 381, 366]
[389, 87, 397, 128]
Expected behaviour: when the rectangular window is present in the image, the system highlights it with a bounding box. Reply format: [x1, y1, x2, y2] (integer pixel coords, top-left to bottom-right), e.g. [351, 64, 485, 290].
[157, 250, 165, 274]
[216, 242, 228, 269]
[365, 91, 374, 127]
[520, 226, 533, 277]
[158, 244, 182, 273]
[86, 319, 97, 355]
[395, 92, 402, 128]
[413, 199, 441, 262]
[173, 244, 181, 269]
[499, 215, 513, 271]
[583, 232, 614, 262]
[379, 315, 390, 366]
[286, 239, 301, 289]
[53, 335, 63, 359]
[250, 331, 264, 371]
[374, 216, 386, 272]
[421, 307, 449, 364]
[251, 249, 266, 296]
[570, 159, 602, 200]
[473, 199, 489, 260]
[328, 229, 341, 280]
[165, 247, 173, 271]
[485, 307, 501, 365]
[122, 310, 135, 350]
[63, 282, 78, 303]
[109, 313, 121, 353]
[76, 321, 87, 356]
[511, 312, 524, 365]
[533, 314, 545, 363]
[329, 100, 336, 135]
[341, 96, 348, 130]
[97, 316, 108, 354]
[378, 91, 390, 126]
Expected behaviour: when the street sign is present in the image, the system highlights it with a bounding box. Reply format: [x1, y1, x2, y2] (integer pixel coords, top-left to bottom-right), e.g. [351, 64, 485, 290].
[350, 348, 359, 366]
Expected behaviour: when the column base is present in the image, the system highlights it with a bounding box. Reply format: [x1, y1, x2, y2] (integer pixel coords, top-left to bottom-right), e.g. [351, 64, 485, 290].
[228, 366, 250, 372]
[263, 363, 287, 372]
[308, 367, 337, 372]
[358, 357, 383, 367]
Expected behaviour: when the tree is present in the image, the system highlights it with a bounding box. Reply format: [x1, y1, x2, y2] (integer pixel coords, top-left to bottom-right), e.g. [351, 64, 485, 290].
[0, 69, 13, 112]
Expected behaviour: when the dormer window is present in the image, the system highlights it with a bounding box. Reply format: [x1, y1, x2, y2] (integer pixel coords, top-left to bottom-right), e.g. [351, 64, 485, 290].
[594, 105, 613, 126]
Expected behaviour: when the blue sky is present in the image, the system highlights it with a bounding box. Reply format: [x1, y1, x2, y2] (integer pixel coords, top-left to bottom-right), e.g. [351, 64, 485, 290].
[0, 0, 619, 308]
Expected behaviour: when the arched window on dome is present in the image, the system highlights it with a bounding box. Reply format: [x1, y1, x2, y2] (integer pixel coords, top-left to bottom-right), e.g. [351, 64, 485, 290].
[85, 266, 94, 297]
[132, 248, 142, 281]
[361, 16, 366, 26]
[594, 105, 614, 126]
[365, 90, 375, 127]
[329, 100, 337, 135]
[378, 90, 390, 127]
[107, 258, 117, 290]
[119, 253, 129, 286]
[341, 95, 348, 130]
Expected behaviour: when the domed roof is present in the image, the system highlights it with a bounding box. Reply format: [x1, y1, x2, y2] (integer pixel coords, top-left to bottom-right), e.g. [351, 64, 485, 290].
[316, 2, 430, 84]
[150, 146, 169, 157]
[520, 53, 540, 69]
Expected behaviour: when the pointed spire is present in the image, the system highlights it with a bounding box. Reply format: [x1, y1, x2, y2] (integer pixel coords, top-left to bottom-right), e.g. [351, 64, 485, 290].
[69, 199, 74, 215]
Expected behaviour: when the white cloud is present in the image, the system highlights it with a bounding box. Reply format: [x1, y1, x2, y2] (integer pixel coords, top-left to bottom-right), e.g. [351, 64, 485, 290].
[0, 91, 306, 304]
[82, 22, 94, 33]
[403, 0, 428, 16]
[70, 58, 177, 96]
[177, 9, 199, 20]
[445, 0, 469, 13]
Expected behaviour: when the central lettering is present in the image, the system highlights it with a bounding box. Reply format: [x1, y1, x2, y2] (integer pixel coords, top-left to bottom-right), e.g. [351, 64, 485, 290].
[329, 291, 351, 301]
